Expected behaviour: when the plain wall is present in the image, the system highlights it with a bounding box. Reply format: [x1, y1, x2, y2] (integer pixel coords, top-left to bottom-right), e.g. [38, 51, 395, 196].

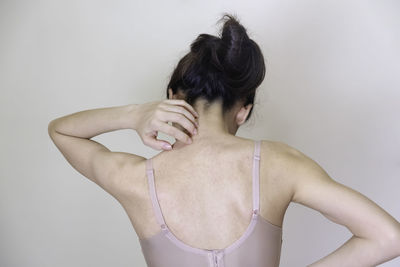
[1, 0, 399, 266]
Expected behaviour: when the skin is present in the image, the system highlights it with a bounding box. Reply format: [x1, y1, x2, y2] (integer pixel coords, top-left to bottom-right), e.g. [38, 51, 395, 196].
[48, 89, 400, 266]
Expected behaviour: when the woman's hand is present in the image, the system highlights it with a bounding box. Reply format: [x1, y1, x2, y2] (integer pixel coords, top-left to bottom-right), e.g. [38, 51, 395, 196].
[133, 99, 199, 151]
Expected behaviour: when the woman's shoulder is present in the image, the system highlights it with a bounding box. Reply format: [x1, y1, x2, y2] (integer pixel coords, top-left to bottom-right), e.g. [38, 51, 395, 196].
[260, 139, 295, 152]
[223, 137, 300, 164]
[259, 139, 305, 163]
[258, 139, 306, 199]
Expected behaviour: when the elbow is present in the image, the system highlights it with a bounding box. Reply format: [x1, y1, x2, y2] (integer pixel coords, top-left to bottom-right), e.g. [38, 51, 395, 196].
[48, 120, 57, 136]
[48, 122, 55, 138]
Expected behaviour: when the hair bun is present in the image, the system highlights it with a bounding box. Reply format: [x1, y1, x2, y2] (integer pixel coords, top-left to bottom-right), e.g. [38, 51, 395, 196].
[219, 14, 250, 46]
[217, 14, 251, 72]
[190, 34, 220, 53]
[190, 33, 224, 72]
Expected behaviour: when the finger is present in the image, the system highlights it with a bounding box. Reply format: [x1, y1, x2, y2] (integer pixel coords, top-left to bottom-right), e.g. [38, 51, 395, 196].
[167, 112, 197, 137]
[156, 120, 192, 144]
[165, 99, 199, 119]
[164, 104, 198, 127]
[161, 106, 198, 133]
[146, 136, 172, 150]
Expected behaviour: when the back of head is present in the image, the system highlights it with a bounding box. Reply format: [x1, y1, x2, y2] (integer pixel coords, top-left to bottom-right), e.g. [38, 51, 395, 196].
[167, 13, 266, 122]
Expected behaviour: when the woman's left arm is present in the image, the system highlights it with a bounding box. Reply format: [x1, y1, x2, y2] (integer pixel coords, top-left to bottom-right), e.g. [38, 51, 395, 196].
[48, 100, 199, 198]
[48, 104, 144, 198]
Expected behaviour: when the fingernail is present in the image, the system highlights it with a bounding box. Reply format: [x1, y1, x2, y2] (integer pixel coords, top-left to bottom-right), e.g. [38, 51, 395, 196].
[193, 128, 197, 135]
[188, 138, 192, 144]
[163, 143, 172, 150]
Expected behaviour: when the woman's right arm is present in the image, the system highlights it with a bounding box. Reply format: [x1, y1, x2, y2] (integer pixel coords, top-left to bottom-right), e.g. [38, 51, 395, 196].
[280, 143, 400, 266]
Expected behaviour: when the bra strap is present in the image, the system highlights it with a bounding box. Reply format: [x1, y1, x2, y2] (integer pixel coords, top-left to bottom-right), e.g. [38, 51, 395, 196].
[252, 140, 261, 215]
[146, 158, 168, 230]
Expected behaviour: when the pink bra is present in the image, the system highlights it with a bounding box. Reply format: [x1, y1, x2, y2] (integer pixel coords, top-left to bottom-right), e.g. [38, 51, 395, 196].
[139, 140, 283, 267]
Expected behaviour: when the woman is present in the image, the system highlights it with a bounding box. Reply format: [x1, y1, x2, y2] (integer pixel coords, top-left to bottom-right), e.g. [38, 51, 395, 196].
[48, 13, 400, 267]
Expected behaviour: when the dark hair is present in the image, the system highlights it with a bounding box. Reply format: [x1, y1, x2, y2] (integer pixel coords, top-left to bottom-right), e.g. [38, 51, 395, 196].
[166, 13, 265, 122]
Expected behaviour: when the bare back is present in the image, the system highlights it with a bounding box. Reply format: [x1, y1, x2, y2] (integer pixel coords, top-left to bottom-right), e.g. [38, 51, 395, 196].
[118, 137, 293, 250]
